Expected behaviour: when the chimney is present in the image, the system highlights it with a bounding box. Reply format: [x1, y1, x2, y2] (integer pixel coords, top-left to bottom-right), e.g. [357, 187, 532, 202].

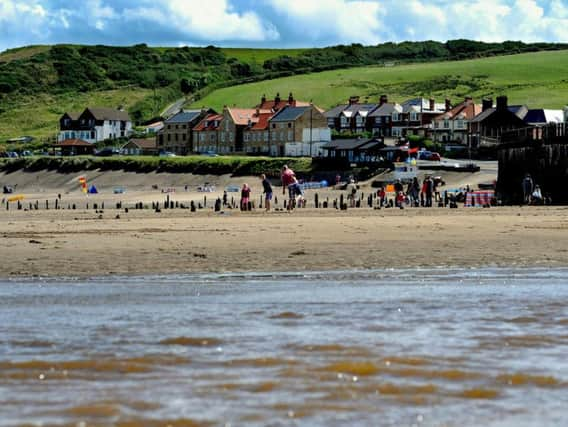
[464, 96, 473, 103]
[429, 98, 435, 111]
[261, 94, 266, 104]
[482, 99, 493, 111]
[349, 96, 360, 105]
[445, 99, 452, 112]
[256, 108, 260, 116]
[379, 95, 388, 106]
[496, 95, 508, 111]
[275, 93, 281, 104]
[288, 92, 294, 104]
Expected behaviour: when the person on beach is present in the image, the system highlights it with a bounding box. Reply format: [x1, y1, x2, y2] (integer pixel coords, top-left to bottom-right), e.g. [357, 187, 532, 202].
[424, 176, 434, 207]
[260, 174, 273, 211]
[287, 176, 304, 210]
[222, 191, 228, 207]
[240, 183, 251, 211]
[531, 185, 543, 205]
[407, 177, 420, 207]
[522, 174, 534, 205]
[347, 178, 357, 208]
[378, 187, 386, 207]
[281, 165, 297, 211]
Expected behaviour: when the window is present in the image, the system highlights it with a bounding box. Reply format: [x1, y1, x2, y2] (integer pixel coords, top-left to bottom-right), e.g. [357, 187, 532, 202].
[168, 125, 171, 130]
[272, 124, 276, 129]
[168, 134, 171, 141]
[221, 133, 225, 142]
[91, 131, 95, 139]
[288, 123, 292, 128]
[175, 134, 179, 141]
[392, 113, 399, 121]
[288, 131, 293, 141]
[210, 134, 215, 142]
[456, 119, 465, 129]
[443, 119, 450, 129]
[410, 112, 419, 121]
[182, 133, 187, 140]
[200, 134, 205, 142]
[340, 117, 349, 127]
[182, 125, 186, 129]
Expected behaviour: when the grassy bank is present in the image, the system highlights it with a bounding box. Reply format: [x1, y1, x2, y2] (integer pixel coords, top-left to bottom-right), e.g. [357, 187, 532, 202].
[0, 156, 313, 177]
[193, 50, 568, 110]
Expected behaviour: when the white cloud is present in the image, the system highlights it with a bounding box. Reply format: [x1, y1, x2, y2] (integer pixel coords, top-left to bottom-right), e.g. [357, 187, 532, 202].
[268, 0, 383, 45]
[125, 0, 279, 42]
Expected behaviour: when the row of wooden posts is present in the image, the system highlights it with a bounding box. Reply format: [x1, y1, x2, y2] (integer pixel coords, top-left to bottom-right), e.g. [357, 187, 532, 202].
[2, 191, 459, 212]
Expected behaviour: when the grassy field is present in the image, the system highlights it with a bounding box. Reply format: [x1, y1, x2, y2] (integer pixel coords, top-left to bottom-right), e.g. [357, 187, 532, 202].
[0, 88, 155, 142]
[192, 50, 568, 109]
[220, 48, 307, 65]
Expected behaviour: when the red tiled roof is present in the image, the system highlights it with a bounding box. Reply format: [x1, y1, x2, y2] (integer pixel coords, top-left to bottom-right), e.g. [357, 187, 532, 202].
[193, 114, 224, 131]
[54, 139, 92, 147]
[250, 112, 272, 130]
[227, 108, 271, 126]
[258, 98, 312, 112]
[435, 101, 482, 121]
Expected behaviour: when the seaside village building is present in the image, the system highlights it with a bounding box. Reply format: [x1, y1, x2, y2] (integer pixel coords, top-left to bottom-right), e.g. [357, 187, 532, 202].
[325, 96, 448, 137]
[58, 107, 132, 143]
[191, 93, 330, 156]
[156, 109, 214, 155]
[431, 97, 482, 143]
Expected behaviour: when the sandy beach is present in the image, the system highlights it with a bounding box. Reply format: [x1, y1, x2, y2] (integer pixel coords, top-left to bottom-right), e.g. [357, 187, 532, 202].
[1, 204, 567, 278]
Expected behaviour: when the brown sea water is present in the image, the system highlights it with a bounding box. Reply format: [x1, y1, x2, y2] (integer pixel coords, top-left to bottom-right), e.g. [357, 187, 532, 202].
[1, 269, 568, 426]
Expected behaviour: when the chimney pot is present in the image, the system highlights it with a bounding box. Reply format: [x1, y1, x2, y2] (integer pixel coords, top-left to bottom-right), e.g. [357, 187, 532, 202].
[496, 95, 508, 111]
[482, 99, 493, 111]
[429, 98, 435, 111]
[379, 95, 388, 106]
[445, 99, 452, 112]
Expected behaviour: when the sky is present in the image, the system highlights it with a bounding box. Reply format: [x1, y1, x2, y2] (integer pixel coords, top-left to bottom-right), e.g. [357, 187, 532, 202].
[1, 0, 568, 52]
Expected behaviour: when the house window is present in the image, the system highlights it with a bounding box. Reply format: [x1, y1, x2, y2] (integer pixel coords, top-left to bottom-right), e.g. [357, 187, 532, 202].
[168, 125, 171, 130]
[340, 117, 349, 127]
[356, 116, 363, 127]
[175, 134, 179, 141]
[392, 113, 399, 121]
[410, 112, 419, 121]
[91, 131, 95, 139]
[182, 125, 186, 129]
[288, 123, 292, 128]
[210, 134, 215, 142]
[221, 133, 225, 142]
[168, 134, 171, 141]
[443, 119, 450, 128]
[457, 119, 465, 129]
[272, 124, 276, 129]
[288, 131, 293, 141]
[182, 134, 186, 140]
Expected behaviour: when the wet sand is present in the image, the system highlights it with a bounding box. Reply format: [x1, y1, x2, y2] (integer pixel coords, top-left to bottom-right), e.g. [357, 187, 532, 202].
[1, 205, 567, 278]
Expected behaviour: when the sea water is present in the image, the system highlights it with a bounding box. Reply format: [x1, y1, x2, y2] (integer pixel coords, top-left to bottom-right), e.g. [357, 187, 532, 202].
[1, 268, 568, 426]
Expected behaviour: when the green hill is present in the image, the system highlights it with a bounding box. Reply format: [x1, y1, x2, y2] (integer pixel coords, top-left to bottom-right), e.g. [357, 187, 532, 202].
[193, 50, 568, 111]
[1, 40, 567, 145]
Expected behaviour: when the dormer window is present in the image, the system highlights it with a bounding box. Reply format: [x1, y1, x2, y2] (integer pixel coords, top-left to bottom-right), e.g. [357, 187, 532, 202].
[410, 112, 419, 121]
[392, 113, 399, 121]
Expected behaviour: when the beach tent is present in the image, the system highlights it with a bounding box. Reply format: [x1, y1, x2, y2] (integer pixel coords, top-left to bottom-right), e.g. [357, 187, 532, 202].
[88, 185, 98, 194]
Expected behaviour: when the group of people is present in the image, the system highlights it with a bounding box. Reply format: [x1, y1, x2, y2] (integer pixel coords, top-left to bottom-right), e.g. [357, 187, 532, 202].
[522, 174, 548, 205]
[239, 165, 305, 212]
[375, 176, 442, 208]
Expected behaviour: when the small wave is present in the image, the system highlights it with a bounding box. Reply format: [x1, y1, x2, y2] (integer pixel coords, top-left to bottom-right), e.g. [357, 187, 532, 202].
[159, 337, 223, 347]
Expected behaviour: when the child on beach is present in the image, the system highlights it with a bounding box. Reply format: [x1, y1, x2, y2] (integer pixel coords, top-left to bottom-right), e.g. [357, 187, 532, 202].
[240, 183, 251, 211]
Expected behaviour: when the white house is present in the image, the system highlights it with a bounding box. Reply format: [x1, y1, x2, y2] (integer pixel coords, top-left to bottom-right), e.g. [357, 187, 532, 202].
[58, 107, 133, 143]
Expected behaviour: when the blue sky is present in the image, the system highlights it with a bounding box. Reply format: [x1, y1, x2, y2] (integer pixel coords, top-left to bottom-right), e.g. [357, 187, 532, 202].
[1, 0, 568, 52]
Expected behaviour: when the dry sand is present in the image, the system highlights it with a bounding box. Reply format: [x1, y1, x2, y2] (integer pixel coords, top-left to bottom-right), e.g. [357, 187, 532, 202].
[1, 205, 567, 278]
[1, 166, 566, 278]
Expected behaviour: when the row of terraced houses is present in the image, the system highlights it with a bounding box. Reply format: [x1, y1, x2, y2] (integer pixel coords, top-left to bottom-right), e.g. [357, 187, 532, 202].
[57, 93, 567, 156]
[157, 93, 329, 156]
[325, 95, 567, 148]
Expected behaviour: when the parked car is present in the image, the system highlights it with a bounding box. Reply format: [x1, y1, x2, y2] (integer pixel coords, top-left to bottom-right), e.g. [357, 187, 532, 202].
[95, 147, 120, 157]
[159, 151, 177, 157]
[418, 150, 441, 161]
